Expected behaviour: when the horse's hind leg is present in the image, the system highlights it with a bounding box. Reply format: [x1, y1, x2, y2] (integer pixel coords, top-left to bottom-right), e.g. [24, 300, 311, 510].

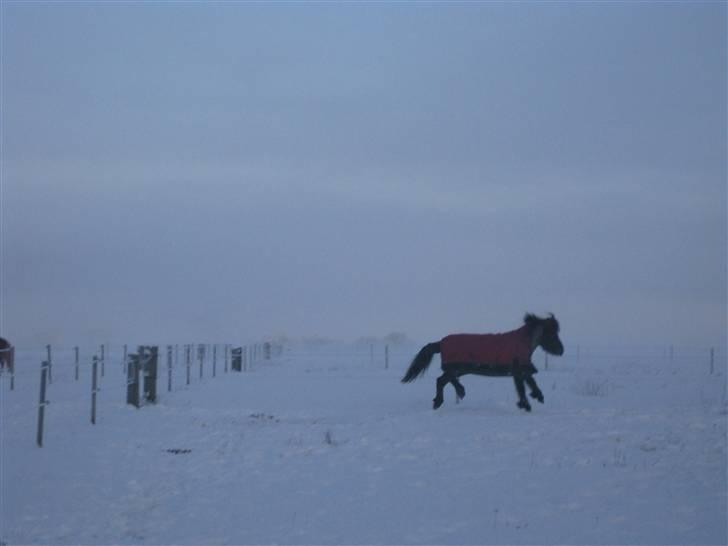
[449, 374, 466, 400]
[433, 373, 448, 409]
[513, 375, 531, 412]
[525, 375, 544, 404]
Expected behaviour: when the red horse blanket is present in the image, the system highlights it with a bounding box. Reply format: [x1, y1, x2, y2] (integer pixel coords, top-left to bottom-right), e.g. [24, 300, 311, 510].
[440, 325, 535, 373]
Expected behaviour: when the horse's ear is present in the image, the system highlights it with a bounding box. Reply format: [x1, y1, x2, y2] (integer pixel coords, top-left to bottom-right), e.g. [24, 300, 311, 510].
[523, 313, 538, 327]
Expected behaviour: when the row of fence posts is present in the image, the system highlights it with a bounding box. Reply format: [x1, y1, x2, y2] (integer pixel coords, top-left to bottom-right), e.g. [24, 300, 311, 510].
[26, 341, 723, 447]
[36, 347, 106, 447]
[34, 342, 269, 447]
[126, 343, 269, 405]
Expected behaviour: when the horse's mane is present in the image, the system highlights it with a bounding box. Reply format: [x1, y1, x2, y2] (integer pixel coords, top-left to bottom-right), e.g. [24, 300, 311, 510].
[523, 313, 560, 333]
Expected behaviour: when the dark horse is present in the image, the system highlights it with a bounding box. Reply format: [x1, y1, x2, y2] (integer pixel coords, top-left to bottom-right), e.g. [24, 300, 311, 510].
[402, 314, 564, 411]
[0, 337, 14, 374]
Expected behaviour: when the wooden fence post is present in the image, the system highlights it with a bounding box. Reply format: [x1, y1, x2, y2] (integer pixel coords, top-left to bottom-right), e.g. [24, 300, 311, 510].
[126, 353, 141, 408]
[74, 346, 80, 381]
[199, 344, 204, 380]
[91, 356, 99, 424]
[224, 344, 229, 373]
[231, 347, 242, 372]
[385, 345, 389, 370]
[37, 361, 49, 447]
[143, 346, 158, 403]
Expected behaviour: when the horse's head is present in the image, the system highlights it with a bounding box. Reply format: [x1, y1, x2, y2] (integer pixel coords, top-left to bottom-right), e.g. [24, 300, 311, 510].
[525, 313, 564, 356]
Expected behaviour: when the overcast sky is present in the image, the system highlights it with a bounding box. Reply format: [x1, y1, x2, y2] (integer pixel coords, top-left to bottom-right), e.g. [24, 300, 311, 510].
[1, 2, 726, 348]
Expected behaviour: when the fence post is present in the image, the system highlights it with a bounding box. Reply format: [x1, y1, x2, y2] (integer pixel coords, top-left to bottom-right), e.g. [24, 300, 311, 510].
[91, 356, 98, 425]
[710, 347, 715, 375]
[231, 347, 242, 372]
[213, 345, 217, 378]
[37, 361, 49, 447]
[127, 353, 141, 408]
[199, 345, 204, 380]
[123, 344, 128, 374]
[385, 345, 389, 370]
[143, 346, 158, 403]
[186, 345, 191, 386]
[100, 344, 105, 377]
[46, 344, 52, 384]
[74, 346, 80, 381]
[224, 344, 229, 373]
[167, 345, 173, 392]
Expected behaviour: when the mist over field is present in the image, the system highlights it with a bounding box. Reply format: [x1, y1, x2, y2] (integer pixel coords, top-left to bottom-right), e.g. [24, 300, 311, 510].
[2, 2, 725, 349]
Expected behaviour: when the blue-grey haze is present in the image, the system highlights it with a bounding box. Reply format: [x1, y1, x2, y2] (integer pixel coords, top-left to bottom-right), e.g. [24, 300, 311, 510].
[1, 2, 725, 348]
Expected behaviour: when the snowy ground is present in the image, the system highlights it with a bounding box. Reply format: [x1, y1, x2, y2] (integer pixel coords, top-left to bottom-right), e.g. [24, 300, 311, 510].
[1, 342, 726, 545]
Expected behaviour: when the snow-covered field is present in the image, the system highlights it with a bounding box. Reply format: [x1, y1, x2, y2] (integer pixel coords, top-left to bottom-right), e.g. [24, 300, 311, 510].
[2, 342, 726, 545]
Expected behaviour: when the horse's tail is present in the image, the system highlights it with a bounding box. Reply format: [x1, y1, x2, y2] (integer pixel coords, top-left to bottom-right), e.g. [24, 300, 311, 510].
[401, 342, 441, 383]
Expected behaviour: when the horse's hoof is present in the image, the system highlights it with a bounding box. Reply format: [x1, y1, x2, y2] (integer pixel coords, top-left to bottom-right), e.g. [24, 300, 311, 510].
[455, 386, 466, 400]
[530, 392, 544, 404]
[517, 400, 532, 412]
[433, 397, 444, 410]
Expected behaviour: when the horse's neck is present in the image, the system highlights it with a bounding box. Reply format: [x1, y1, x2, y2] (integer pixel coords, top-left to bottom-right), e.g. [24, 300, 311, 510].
[528, 325, 543, 355]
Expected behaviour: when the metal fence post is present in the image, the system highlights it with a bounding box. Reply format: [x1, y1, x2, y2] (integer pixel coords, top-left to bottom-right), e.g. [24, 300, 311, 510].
[213, 345, 217, 378]
[186, 345, 191, 386]
[167, 345, 173, 392]
[91, 356, 99, 424]
[37, 361, 49, 447]
[74, 346, 80, 381]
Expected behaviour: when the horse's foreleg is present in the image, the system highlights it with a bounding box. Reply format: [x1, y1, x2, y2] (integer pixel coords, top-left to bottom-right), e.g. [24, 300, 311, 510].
[513, 375, 531, 412]
[525, 375, 544, 404]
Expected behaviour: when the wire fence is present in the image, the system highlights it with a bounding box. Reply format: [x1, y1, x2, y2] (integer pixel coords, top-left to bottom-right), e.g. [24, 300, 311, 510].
[1, 341, 725, 448]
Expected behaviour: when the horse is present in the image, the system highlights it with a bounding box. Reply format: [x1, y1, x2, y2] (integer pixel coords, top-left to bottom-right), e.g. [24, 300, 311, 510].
[401, 314, 564, 412]
[0, 337, 14, 374]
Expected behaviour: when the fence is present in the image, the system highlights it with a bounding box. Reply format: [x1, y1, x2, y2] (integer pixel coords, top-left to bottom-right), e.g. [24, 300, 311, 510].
[2, 341, 276, 448]
[1, 341, 725, 448]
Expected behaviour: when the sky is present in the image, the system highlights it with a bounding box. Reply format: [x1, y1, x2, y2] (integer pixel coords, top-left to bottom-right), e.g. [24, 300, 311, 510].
[1, 2, 726, 348]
